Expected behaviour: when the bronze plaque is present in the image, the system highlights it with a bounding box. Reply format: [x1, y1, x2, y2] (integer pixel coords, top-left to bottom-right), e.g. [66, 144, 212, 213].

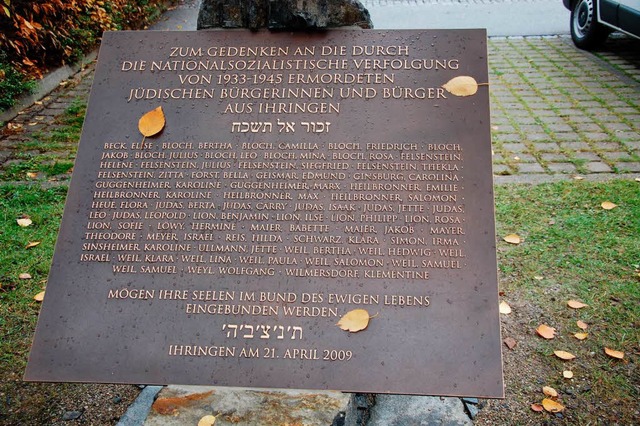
[25, 29, 504, 397]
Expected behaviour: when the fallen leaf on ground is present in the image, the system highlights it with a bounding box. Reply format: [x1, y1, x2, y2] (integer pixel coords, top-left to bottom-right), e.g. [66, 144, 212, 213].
[26, 172, 38, 179]
[563, 370, 574, 379]
[536, 324, 556, 339]
[198, 415, 216, 426]
[442, 76, 480, 97]
[572, 175, 584, 180]
[503, 337, 517, 350]
[576, 320, 588, 330]
[138, 106, 166, 137]
[542, 398, 565, 413]
[17, 218, 32, 227]
[503, 234, 521, 245]
[604, 347, 624, 359]
[573, 332, 588, 340]
[499, 301, 512, 314]
[601, 201, 617, 210]
[25, 241, 41, 249]
[567, 300, 588, 309]
[534, 275, 544, 280]
[543, 386, 558, 397]
[530, 403, 544, 412]
[34, 291, 45, 302]
[19, 273, 32, 280]
[337, 309, 373, 332]
[554, 350, 576, 360]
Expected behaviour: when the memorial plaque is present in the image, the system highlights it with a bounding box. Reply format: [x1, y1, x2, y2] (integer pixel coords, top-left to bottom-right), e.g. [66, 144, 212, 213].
[25, 29, 504, 397]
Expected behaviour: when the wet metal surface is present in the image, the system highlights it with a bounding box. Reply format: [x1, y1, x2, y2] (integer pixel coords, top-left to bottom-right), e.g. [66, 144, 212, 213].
[25, 30, 503, 397]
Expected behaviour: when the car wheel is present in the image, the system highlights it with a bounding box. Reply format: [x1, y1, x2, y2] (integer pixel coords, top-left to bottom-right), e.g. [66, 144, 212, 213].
[570, 0, 610, 49]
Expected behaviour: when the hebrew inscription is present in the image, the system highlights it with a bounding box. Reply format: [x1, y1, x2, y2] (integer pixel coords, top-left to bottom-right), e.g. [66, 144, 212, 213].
[26, 30, 504, 398]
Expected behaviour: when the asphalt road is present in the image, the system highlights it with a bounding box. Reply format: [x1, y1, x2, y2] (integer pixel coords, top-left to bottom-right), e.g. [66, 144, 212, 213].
[361, 0, 570, 35]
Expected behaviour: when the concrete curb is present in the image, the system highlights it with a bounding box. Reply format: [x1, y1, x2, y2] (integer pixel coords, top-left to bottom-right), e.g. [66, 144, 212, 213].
[0, 51, 97, 124]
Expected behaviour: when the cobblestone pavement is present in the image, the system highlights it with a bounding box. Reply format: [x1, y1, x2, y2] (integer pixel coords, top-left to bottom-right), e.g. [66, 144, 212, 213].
[1, 35, 638, 185]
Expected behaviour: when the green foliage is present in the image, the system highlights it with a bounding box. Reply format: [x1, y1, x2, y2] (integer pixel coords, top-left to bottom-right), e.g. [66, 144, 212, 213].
[0, 51, 35, 111]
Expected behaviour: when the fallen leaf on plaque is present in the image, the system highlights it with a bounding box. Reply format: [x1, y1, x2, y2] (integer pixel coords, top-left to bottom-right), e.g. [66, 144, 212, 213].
[604, 347, 624, 359]
[197, 415, 216, 426]
[503, 234, 521, 245]
[34, 291, 45, 302]
[542, 398, 565, 413]
[337, 309, 374, 332]
[536, 324, 556, 339]
[574, 332, 588, 340]
[543, 386, 558, 397]
[138, 106, 166, 138]
[17, 218, 32, 227]
[503, 337, 517, 350]
[499, 301, 512, 314]
[554, 350, 576, 360]
[25, 241, 41, 249]
[442, 76, 484, 97]
[601, 201, 617, 210]
[567, 300, 588, 309]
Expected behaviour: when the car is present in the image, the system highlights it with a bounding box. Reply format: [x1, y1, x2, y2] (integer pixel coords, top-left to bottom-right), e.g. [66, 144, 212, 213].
[563, 0, 640, 49]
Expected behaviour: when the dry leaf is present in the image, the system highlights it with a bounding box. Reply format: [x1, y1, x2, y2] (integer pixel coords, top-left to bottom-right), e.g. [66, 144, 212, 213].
[198, 415, 216, 426]
[567, 300, 588, 309]
[601, 201, 617, 210]
[530, 403, 544, 412]
[499, 301, 512, 314]
[34, 291, 45, 302]
[563, 370, 574, 379]
[337, 309, 372, 332]
[576, 320, 588, 330]
[573, 175, 584, 180]
[574, 332, 588, 340]
[17, 218, 33, 227]
[554, 350, 576, 360]
[138, 106, 166, 137]
[543, 386, 558, 397]
[534, 275, 544, 280]
[536, 324, 556, 339]
[26, 172, 38, 179]
[442, 76, 480, 97]
[604, 347, 624, 359]
[503, 234, 521, 245]
[504, 337, 517, 350]
[542, 398, 565, 413]
[25, 241, 41, 249]
[19, 273, 32, 280]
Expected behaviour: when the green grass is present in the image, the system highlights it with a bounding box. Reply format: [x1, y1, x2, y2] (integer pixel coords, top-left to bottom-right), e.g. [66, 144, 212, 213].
[0, 184, 67, 370]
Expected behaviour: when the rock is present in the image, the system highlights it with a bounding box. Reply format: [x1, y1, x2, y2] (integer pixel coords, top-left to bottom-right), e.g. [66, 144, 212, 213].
[197, 0, 372, 30]
[461, 397, 478, 405]
[62, 410, 83, 421]
[463, 400, 479, 420]
[113, 395, 123, 404]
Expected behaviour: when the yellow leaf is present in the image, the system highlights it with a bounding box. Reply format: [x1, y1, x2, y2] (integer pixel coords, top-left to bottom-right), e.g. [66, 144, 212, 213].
[574, 332, 588, 340]
[604, 347, 624, 359]
[198, 415, 217, 426]
[563, 370, 574, 379]
[138, 106, 166, 137]
[25, 241, 41, 249]
[576, 320, 588, 330]
[542, 386, 558, 397]
[34, 290, 45, 302]
[26, 172, 38, 179]
[337, 309, 373, 332]
[536, 324, 556, 339]
[554, 350, 576, 360]
[503, 234, 521, 245]
[17, 217, 32, 227]
[601, 201, 617, 210]
[567, 300, 588, 309]
[572, 175, 584, 180]
[499, 301, 512, 314]
[442, 76, 480, 97]
[542, 398, 565, 413]
[19, 273, 32, 280]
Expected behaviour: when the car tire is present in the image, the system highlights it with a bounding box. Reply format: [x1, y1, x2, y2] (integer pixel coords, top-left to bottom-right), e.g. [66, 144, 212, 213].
[570, 0, 610, 49]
